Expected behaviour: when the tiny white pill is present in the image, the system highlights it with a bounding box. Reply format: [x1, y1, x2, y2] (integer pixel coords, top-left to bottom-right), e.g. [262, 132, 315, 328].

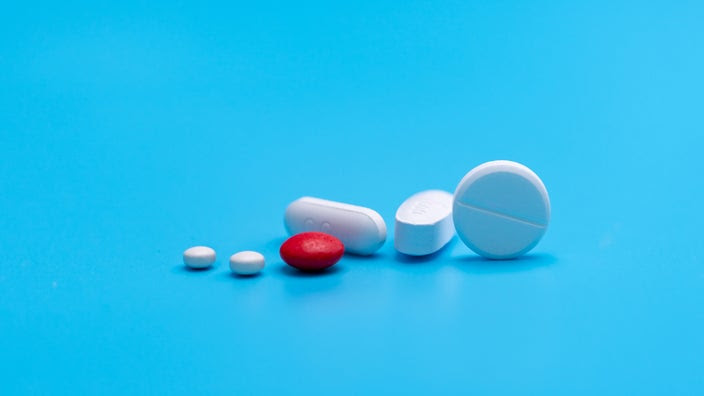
[284, 197, 387, 255]
[229, 251, 265, 275]
[453, 160, 550, 259]
[183, 246, 216, 269]
[394, 190, 455, 256]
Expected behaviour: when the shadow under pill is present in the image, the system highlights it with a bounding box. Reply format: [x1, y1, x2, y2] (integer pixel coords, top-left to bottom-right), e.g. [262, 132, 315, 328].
[394, 238, 458, 264]
[280, 264, 345, 297]
[278, 264, 344, 278]
[342, 251, 386, 261]
[395, 250, 444, 264]
[454, 252, 557, 274]
[233, 272, 263, 279]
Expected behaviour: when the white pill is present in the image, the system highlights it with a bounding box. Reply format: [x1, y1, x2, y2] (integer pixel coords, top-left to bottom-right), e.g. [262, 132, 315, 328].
[284, 197, 387, 255]
[394, 190, 455, 256]
[229, 251, 265, 275]
[453, 160, 550, 259]
[183, 246, 216, 269]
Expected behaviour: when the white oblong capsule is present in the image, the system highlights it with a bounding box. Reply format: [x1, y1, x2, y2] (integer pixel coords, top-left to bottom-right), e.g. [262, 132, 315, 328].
[394, 190, 455, 256]
[284, 197, 386, 255]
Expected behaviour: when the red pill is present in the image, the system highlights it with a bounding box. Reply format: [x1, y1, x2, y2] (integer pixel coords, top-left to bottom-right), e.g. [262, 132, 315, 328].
[280, 232, 345, 271]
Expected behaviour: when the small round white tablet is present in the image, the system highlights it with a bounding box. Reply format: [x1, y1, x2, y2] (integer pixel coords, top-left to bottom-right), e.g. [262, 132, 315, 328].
[453, 160, 550, 259]
[183, 246, 216, 269]
[229, 251, 265, 275]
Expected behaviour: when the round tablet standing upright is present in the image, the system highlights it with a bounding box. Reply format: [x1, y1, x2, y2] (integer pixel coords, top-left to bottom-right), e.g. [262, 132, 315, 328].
[453, 160, 550, 259]
[229, 251, 265, 275]
[183, 246, 216, 269]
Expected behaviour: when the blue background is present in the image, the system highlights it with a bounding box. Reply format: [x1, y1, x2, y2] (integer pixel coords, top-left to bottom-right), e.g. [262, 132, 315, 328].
[1, 1, 703, 394]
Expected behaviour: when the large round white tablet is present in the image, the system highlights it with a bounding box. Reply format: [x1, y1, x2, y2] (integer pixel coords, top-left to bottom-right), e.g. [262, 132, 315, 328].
[452, 160, 550, 259]
[229, 251, 265, 275]
[183, 246, 216, 269]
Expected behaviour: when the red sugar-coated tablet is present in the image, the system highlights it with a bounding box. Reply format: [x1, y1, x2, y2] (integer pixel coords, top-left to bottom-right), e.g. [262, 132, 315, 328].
[280, 232, 344, 271]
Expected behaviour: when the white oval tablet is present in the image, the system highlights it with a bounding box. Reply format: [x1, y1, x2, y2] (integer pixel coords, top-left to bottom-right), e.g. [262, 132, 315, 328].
[183, 246, 216, 269]
[229, 251, 265, 275]
[394, 190, 454, 256]
[284, 197, 386, 255]
[453, 160, 550, 259]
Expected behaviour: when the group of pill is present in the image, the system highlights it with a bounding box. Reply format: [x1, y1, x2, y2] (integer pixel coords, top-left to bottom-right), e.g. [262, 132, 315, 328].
[183, 160, 551, 275]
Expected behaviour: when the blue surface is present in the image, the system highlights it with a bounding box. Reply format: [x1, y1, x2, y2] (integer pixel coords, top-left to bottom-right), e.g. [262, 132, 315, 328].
[2, 1, 703, 394]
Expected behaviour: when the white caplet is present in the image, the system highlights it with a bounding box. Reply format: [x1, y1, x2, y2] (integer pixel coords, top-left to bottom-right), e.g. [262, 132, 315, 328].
[394, 190, 455, 256]
[229, 251, 265, 275]
[284, 197, 386, 255]
[453, 160, 550, 259]
[183, 246, 216, 269]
